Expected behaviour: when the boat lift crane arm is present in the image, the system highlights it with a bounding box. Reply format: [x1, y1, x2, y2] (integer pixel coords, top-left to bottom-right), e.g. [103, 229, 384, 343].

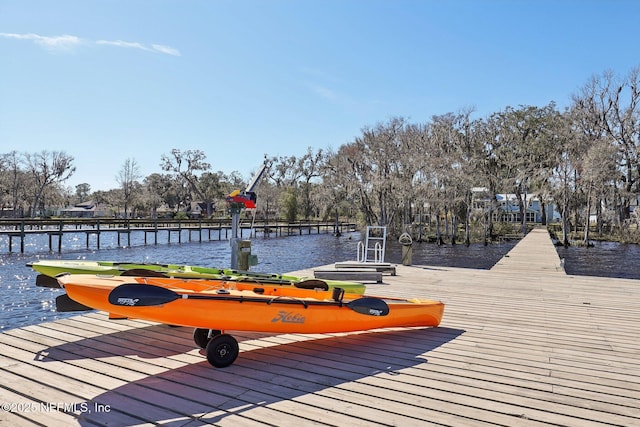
[226, 160, 268, 210]
[245, 160, 268, 193]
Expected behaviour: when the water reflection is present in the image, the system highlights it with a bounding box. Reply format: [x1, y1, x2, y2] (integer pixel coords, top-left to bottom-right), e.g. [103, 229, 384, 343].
[384, 240, 518, 269]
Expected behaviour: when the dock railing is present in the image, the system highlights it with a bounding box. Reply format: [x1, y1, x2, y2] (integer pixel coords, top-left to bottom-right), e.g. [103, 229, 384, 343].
[0, 218, 356, 253]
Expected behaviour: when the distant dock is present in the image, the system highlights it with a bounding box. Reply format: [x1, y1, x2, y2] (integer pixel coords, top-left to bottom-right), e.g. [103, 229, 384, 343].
[1, 227, 639, 426]
[0, 218, 355, 253]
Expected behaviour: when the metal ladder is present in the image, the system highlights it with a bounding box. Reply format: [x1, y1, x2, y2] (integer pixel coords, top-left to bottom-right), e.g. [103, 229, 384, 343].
[357, 226, 387, 263]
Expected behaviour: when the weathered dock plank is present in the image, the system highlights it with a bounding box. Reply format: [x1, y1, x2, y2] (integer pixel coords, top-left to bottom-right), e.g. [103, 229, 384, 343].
[1, 227, 639, 426]
[313, 269, 383, 283]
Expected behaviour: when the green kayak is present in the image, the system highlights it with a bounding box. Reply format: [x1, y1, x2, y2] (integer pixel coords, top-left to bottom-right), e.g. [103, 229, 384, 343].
[27, 259, 366, 294]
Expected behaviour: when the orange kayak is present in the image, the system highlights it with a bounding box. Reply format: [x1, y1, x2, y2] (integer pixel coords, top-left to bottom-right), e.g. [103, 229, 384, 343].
[58, 274, 444, 333]
[56, 274, 444, 367]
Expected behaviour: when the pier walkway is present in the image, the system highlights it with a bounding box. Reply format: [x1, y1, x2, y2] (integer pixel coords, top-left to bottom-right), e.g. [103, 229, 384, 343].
[1, 227, 638, 426]
[490, 226, 565, 275]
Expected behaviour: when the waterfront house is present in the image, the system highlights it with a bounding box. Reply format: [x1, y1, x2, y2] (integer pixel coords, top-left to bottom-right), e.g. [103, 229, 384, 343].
[188, 201, 216, 218]
[59, 201, 110, 218]
[471, 188, 560, 224]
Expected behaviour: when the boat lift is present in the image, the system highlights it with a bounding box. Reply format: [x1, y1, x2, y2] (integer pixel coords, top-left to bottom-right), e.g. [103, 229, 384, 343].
[226, 160, 268, 270]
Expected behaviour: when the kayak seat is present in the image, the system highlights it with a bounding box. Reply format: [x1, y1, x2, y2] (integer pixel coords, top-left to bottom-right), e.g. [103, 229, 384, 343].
[294, 279, 329, 291]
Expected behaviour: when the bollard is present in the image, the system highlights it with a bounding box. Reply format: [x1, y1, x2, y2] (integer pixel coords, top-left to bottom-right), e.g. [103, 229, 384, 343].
[399, 232, 413, 266]
[237, 240, 258, 271]
[238, 240, 252, 271]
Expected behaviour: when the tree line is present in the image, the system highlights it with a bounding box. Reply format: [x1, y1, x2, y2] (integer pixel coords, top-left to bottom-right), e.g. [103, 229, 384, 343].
[2, 66, 639, 245]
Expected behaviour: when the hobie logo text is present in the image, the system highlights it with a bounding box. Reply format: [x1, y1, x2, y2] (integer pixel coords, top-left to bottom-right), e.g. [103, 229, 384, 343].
[271, 311, 305, 324]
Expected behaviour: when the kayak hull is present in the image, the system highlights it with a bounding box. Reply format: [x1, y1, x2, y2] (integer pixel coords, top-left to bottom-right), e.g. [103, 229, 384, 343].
[58, 274, 444, 334]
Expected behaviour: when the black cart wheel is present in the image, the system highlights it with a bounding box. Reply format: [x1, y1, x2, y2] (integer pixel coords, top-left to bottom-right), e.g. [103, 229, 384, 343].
[205, 334, 239, 368]
[193, 328, 221, 349]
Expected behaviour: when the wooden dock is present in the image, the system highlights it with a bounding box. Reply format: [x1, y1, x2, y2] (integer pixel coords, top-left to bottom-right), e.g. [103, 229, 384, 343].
[1, 227, 639, 426]
[0, 218, 355, 253]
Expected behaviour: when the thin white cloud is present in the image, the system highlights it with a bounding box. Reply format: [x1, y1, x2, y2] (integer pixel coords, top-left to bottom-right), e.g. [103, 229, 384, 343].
[151, 44, 180, 56]
[0, 32, 180, 56]
[0, 32, 82, 52]
[96, 39, 149, 50]
[96, 40, 181, 56]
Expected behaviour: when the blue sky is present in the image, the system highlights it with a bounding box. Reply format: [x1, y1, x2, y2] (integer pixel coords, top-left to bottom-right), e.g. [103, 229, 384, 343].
[1, 0, 638, 191]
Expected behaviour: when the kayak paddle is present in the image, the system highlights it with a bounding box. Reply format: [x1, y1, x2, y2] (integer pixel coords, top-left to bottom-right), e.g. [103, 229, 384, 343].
[108, 283, 389, 316]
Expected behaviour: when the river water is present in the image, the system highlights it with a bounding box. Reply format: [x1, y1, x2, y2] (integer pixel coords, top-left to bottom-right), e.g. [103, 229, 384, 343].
[556, 240, 640, 280]
[0, 229, 637, 331]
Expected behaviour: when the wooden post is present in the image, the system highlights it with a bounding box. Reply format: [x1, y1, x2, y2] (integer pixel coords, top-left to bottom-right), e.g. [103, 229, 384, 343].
[58, 221, 63, 252]
[20, 220, 25, 253]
